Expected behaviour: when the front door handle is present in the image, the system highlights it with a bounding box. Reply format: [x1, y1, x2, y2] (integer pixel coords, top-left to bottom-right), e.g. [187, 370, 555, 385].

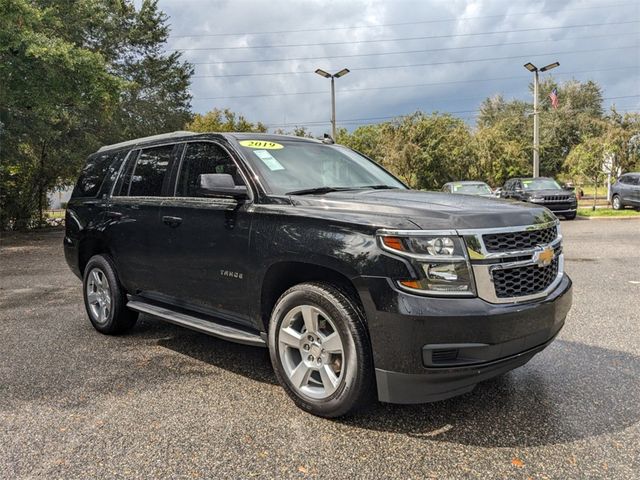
[162, 215, 182, 228]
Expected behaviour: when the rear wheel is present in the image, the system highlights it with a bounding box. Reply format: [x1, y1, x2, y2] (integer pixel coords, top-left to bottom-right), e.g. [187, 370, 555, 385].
[83, 255, 137, 334]
[612, 195, 622, 210]
[268, 282, 374, 418]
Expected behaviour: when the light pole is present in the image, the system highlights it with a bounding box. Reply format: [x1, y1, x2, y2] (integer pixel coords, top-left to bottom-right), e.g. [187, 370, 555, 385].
[523, 61, 559, 177]
[315, 68, 350, 140]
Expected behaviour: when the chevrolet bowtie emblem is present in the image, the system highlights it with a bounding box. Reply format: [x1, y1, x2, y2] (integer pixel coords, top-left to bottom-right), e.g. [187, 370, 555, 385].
[533, 246, 555, 267]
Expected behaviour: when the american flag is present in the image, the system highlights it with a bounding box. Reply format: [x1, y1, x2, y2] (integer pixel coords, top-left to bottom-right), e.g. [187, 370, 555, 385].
[549, 88, 559, 109]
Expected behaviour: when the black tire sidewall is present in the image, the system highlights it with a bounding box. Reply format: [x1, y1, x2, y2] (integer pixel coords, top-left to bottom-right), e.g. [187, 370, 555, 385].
[82, 255, 136, 334]
[268, 283, 372, 418]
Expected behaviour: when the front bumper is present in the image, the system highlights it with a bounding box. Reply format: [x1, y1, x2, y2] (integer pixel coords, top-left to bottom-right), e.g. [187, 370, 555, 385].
[541, 203, 577, 215]
[355, 273, 572, 404]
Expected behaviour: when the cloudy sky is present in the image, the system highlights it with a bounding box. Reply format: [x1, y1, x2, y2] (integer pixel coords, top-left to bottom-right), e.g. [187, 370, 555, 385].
[159, 0, 640, 134]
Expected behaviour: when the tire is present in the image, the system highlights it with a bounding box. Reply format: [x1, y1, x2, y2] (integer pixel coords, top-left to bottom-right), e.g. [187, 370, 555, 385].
[268, 282, 374, 418]
[83, 254, 138, 334]
[612, 195, 622, 210]
[564, 212, 577, 220]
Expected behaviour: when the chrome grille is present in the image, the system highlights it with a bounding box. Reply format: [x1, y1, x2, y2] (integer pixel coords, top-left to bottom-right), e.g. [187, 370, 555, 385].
[483, 225, 558, 252]
[492, 257, 559, 298]
[461, 219, 564, 304]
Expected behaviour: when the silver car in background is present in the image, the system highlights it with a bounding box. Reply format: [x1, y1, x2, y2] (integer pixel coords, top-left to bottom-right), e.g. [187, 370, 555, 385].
[610, 172, 640, 210]
[442, 181, 496, 197]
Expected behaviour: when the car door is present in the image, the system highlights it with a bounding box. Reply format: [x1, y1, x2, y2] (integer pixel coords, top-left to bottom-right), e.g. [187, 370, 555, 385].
[156, 140, 255, 328]
[105, 144, 179, 294]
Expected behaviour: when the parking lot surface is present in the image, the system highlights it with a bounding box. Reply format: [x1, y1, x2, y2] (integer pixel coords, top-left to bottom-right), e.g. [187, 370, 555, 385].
[1, 219, 639, 479]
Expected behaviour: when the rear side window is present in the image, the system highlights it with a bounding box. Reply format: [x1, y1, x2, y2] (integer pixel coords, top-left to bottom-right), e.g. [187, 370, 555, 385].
[73, 152, 117, 198]
[128, 145, 174, 197]
[176, 142, 244, 197]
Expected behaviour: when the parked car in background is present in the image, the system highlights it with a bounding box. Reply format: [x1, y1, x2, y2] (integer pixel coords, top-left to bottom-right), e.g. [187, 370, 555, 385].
[441, 181, 495, 197]
[610, 172, 640, 210]
[501, 177, 577, 220]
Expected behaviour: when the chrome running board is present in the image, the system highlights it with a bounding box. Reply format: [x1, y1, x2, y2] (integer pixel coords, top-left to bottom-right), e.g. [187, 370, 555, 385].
[127, 299, 266, 347]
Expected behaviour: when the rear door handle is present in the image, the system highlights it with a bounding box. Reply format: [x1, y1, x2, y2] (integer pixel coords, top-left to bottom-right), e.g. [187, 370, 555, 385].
[162, 215, 182, 227]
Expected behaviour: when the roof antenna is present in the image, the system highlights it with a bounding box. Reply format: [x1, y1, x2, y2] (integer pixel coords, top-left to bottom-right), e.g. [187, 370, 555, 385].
[322, 133, 335, 144]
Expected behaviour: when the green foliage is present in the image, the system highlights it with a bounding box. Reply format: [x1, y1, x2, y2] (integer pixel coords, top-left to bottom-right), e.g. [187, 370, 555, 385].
[339, 79, 638, 190]
[272, 126, 315, 138]
[0, 0, 193, 230]
[187, 108, 267, 133]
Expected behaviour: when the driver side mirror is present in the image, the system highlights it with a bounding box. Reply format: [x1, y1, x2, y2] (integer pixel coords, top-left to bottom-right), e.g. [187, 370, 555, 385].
[198, 173, 248, 200]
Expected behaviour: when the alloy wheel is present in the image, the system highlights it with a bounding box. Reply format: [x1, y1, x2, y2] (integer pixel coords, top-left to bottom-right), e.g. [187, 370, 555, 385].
[277, 305, 345, 400]
[86, 267, 112, 324]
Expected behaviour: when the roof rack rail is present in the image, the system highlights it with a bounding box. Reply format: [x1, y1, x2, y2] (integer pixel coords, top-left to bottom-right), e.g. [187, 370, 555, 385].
[97, 131, 197, 152]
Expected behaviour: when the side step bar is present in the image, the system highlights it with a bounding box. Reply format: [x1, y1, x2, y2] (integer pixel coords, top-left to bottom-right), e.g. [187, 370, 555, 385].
[127, 299, 266, 347]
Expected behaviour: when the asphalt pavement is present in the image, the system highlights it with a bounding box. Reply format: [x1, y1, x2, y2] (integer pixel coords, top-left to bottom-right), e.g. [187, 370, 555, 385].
[1, 218, 639, 479]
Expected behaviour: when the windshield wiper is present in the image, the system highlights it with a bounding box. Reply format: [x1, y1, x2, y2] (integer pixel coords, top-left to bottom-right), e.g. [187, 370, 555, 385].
[355, 184, 399, 190]
[286, 186, 356, 196]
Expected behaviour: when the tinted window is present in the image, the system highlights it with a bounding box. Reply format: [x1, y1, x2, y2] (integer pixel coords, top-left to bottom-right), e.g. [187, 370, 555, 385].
[176, 142, 244, 197]
[73, 152, 118, 198]
[629, 175, 640, 186]
[128, 145, 174, 197]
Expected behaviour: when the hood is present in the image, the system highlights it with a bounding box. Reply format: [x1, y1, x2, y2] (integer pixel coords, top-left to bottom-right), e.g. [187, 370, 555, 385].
[291, 189, 556, 230]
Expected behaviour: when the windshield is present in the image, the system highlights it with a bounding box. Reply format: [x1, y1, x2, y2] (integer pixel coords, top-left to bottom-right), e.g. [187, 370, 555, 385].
[237, 140, 406, 195]
[522, 178, 562, 191]
[452, 183, 492, 195]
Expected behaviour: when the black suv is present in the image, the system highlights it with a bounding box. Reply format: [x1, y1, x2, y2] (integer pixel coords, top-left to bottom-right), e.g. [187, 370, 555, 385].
[501, 177, 577, 219]
[65, 132, 572, 417]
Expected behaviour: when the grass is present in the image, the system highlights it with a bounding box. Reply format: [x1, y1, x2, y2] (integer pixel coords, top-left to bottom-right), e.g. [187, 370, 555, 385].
[577, 208, 640, 217]
[44, 209, 65, 219]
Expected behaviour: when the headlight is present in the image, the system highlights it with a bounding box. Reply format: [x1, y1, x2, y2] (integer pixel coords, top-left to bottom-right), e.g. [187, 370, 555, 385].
[529, 196, 545, 203]
[378, 232, 475, 296]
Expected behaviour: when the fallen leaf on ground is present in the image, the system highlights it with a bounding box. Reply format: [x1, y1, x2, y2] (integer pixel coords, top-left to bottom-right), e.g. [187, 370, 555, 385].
[512, 458, 525, 468]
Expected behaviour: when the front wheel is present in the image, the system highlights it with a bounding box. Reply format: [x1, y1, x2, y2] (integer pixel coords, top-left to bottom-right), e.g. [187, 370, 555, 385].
[268, 282, 374, 418]
[564, 211, 577, 220]
[612, 195, 622, 210]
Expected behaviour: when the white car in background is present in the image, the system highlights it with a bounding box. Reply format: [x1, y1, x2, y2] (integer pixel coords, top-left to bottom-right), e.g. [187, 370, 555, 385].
[442, 181, 496, 197]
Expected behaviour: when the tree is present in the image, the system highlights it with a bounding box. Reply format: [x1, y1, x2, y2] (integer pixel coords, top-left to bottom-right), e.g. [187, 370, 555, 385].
[565, 136, 608, 210]
[187, 108, 267, 133]
[273, 126, 314, 137]
[0, 0, 193, 229]
[473, 124, 530, 187]
[0, 0, 122, 228]
[476, 79, 606, 179]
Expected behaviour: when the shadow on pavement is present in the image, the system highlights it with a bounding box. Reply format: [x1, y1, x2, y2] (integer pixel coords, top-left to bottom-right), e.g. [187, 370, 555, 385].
[341, 340, 640, 447]
[156, 327, 639, 447]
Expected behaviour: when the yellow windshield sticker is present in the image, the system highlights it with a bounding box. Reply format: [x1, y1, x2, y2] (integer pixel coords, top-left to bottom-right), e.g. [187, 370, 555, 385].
[239, 140, 283, 149]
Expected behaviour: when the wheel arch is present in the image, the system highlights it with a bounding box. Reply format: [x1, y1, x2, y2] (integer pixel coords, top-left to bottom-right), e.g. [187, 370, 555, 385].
[259, 260, 364, 333]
